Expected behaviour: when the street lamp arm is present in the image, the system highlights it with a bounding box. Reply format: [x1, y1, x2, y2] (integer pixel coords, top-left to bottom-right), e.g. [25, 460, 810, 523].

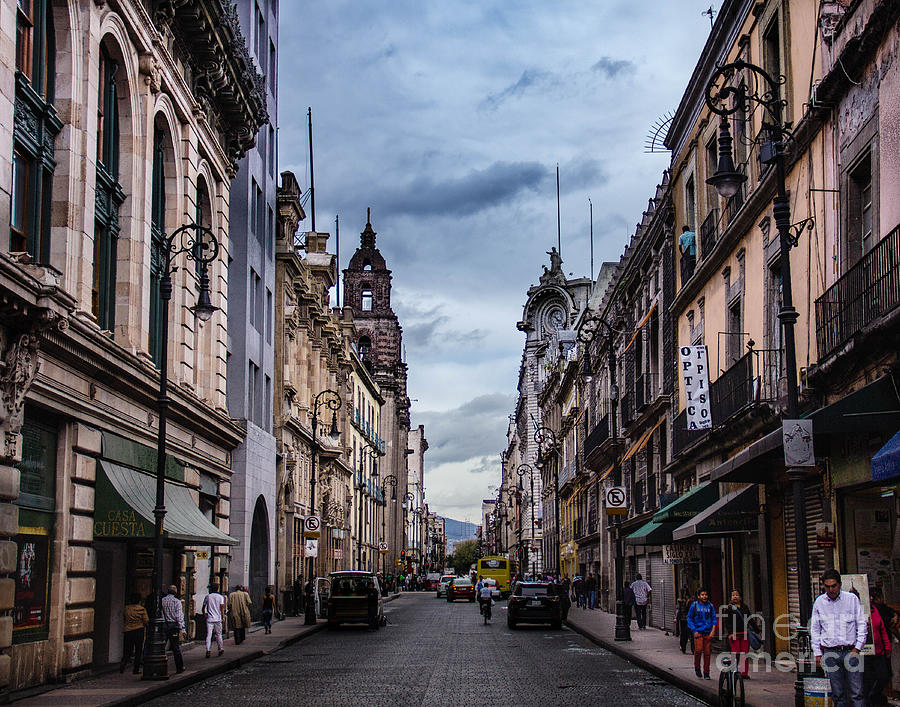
[163, 222, 221, 271]
[704, 59, 786, 129]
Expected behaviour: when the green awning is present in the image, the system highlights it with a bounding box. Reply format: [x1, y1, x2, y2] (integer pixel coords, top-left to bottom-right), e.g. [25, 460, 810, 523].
[652, 482, 719, 524]
[672, 484, 758, 541]
[95, 460, 237, 546]
[626, 520, 676, 546]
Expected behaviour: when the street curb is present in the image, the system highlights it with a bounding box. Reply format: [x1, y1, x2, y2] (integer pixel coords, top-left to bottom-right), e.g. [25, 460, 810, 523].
[104, 622, 327, 707]
[565, 619, 723, 706]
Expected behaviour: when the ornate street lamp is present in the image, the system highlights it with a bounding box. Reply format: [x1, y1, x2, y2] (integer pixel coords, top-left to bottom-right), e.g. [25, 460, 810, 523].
[578, 310, 630, 642]
[357, 442, 380, 570]
[705, 60, 814, 697]
[305, 389, 342, 625]
[516, 463, 536, 578]
[534, 426, 560, 578]
[380, 474, 397, 576]
[143, 222, 220, 681]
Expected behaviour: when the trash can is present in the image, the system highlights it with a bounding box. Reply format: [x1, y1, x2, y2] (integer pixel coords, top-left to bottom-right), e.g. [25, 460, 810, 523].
[803, 677, 832, 707]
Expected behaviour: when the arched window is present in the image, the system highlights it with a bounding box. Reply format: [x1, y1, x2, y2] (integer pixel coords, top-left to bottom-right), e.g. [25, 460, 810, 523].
[149, 124, 167, 367]
[92, 44, 125, 331]
[361, 289, 373, 312]
[11, 0, 60, 260]
[195, 176, 211, 276]
[363, 262, 372, 271]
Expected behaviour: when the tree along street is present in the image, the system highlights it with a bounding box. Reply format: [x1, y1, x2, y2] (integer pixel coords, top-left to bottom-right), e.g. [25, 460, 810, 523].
[152, 593, 702, 706]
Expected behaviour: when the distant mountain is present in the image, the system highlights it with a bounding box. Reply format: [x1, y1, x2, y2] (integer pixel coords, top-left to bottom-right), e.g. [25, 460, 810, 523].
[441, 517, 478, 549]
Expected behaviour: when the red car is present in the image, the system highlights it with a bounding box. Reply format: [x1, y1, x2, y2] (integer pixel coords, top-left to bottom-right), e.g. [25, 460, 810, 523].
[424, 573, 442, 591]
[447, 577, 475, 602]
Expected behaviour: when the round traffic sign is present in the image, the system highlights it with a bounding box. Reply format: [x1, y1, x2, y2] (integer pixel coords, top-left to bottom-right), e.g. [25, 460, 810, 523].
[304, 515, 321, 536]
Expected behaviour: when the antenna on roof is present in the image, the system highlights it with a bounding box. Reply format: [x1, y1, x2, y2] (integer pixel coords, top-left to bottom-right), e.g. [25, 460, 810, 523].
[702, 6, 716, 29]
[556, 164, 561, 258]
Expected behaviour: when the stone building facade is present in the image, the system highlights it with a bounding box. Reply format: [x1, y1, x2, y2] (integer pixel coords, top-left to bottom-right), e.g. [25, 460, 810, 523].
[406, 424, 427, 571]
[342, 216, 410, 572]
[226, 0, 281, 614]
[0, 0, 266, 690]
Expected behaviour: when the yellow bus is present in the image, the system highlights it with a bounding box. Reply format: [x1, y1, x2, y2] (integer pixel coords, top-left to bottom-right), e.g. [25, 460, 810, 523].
[476, 556, 511, 595]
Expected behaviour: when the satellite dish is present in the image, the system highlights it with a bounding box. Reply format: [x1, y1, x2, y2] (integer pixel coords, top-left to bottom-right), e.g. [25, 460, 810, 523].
[644, 111, 674, 154]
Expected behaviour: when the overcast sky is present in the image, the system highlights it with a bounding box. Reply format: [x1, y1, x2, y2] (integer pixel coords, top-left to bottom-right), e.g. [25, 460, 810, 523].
[279, 1, 720, 524]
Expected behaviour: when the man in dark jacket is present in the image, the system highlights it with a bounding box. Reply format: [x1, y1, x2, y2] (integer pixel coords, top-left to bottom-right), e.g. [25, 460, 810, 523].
[585, 574, 597, 609]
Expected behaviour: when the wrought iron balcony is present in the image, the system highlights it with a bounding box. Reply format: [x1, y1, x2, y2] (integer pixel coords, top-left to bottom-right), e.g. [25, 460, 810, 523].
[584, 414, 610, 459]
[620, 391, 634, 427]
[724, 185, 745, 225]
[815, 223, 900, 361]
[700, 208, 719, 259]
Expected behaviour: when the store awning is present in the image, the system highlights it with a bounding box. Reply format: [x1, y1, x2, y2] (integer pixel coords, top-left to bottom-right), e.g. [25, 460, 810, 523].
[95, 460, 237, 546]
[672, 484, 758, 540]
[652, 482, 719, 524]
[873, 429, 900, 481]
[711, 375, 900, 484]
[626, 520, 675, 546]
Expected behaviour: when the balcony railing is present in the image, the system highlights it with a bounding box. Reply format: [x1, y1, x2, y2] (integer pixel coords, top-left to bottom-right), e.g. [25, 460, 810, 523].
[725, 185, 745, 225]
[620, 391, 634, 427]
[700, 208, 719, 259]
[559, 461, 574, 487]
[635, 372, 647, 411]
[584, 414, 610, 459]
[816, 223, 900, 361]
[711, 350, 753, 424]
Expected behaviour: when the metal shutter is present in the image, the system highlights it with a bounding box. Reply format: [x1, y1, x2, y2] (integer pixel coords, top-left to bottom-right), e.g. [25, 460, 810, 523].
[649, 552, 673, 631]
[783, 481, 827, 653]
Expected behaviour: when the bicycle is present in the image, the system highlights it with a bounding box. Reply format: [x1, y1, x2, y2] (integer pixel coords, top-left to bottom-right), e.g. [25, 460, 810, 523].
[717, 655, 745, 707]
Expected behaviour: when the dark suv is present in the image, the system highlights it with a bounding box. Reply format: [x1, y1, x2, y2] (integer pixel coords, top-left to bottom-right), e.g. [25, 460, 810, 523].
[507, 582, 561, 629]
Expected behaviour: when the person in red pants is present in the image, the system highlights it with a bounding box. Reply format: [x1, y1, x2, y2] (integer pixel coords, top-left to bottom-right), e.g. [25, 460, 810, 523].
[687, 587, 717, 679]
[723, 589, 751, 677]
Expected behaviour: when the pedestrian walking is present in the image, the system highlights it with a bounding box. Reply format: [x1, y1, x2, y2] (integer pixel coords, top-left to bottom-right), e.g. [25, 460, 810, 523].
[160, 584, 185, 674]
[623, 581, 635, 627]
[630, 574, 652, 629]
[229, 584, 252, 645]
[203, 582, 227, 658]
[120, 593, 148, 674]
[810, 569, 867, 706]
[722, 588, 750, 677]
[675, 589, 695, 654]
[262, 586, 276, 634]
[586, 574, 596, 609]
[686, 587, 716, 680]
[867, 587, 892, 706]
[573, 575, 584, 609]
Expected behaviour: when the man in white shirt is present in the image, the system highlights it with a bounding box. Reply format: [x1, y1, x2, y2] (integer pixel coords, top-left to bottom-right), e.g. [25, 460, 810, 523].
[203, 582, 227, 658]
[630, 574, 652, 630]
[809, 569, 867, 706]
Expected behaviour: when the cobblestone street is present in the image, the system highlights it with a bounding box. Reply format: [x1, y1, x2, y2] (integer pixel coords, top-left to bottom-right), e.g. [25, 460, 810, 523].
[151, 594, 702, 706]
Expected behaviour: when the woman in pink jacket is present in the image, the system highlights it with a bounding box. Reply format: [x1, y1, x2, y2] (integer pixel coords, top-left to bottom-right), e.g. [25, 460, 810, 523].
[868, 597, 892, 706]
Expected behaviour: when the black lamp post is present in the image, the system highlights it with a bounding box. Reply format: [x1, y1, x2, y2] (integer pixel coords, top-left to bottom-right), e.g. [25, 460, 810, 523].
[305, 389, 342, 625]
[534, 426, 560, 578]
[579, 311, 630, 642]
[495, 500, 506, 554]
[705, 61, 813, 698]
[516, 463, 536, 578]
[143, 222, 220, 681]
[381, 474, 397, 577]
[357, 442, 379, 570]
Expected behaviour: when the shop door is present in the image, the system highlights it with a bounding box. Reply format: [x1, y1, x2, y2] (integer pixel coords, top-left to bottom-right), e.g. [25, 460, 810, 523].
[94, 542, 126, 667]
[784, 481, 827, 652]
[649, 552, 672, 631]
[249, 497, 270, 619]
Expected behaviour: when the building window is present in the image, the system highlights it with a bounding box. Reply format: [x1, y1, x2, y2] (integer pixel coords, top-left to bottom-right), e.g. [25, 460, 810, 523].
[249, 268, 260, 329]
[268, 125, 276, 176]
[726, 299, 743, 365]
[269, 40, 276, 93]
[849, 151, 874, 257]
[361, 289, 373, 312]
[11, 0, 59, 261]
[93, 47, 125, 332]
[149, 127, 167, 367]
[684, 174, 696, 230]
[266, 288, 273, 343]
[194, 177, 211, 277]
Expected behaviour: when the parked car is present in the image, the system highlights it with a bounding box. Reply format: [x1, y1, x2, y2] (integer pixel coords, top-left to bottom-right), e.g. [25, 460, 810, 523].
[436, 574, 456, 598]
[447, 577, 475, 602]
[507, 582, 561, 629]
[424, 572, 442, 591]
[326, 571, 383, 629]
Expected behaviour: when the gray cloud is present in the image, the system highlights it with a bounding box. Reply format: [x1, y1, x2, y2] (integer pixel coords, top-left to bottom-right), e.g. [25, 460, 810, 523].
[591, 56, 636, 79]
[480, 68, 554, 110]
[415, 393, 514, 466]
[380, 161, 548, 217]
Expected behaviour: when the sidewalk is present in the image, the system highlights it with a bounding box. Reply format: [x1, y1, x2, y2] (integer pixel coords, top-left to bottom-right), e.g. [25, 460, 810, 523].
[566, 608, 796, 706]
[15, 594, 401, 707]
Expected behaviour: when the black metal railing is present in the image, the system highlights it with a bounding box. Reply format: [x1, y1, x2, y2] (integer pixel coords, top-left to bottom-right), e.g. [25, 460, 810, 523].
[815, 223, 900, 361]
[584, 414, 610, 459]
[620, 391, 634, 427]
[672, 408, 709, 456]
[725, 185, 745, 224]
[711, 350, 754, 424]
[587, 510, 598, 535]
[573, 517, 583, 540]
[700, 208, 719, 259]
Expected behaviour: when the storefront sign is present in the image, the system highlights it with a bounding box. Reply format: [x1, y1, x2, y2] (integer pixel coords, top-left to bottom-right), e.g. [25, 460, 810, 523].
[304, 538, 318, 558]
[783, 419, 815, 466]
[93, 509, 151, 538]
[815, 522, 836, 548]
[663, 543, 700, 564]
[679, 346, 711, 429]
